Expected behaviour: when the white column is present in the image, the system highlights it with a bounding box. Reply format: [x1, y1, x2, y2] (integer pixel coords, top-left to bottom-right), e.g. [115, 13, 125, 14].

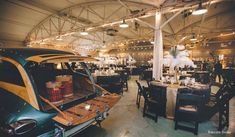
[152, 12, 163, 80]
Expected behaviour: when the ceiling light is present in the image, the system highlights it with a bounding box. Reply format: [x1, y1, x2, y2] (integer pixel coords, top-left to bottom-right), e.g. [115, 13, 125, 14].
[80, 29, 88, 35]
[190, 34, 197, 41]
[56, 36, 63, 41]
[119, 19, 129, 28]
[220, 43, 227, 48]
[190, 37, 197, 41]
[192, 2, 208, 15]
[40, 40, 46, 45]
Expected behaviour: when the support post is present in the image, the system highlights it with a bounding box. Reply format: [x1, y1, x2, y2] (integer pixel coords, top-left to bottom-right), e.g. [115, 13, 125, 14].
[153, 12, 163, 80]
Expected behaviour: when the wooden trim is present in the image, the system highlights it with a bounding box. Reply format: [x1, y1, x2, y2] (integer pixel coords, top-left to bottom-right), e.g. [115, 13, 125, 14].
[0, 81, 29, 102]
[0, 56, 39, 110]
[26, 54, 97, 63]
[26, 54, 73, 63]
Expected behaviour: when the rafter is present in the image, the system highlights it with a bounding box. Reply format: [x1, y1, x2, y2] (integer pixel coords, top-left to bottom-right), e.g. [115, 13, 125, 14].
[85, 6, 105, 21]
[176, 7, 235, 34]
[105, 6, 123, 21]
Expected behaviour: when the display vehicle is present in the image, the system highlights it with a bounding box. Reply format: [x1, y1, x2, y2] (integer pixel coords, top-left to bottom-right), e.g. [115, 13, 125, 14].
[0, 48, 120, 137]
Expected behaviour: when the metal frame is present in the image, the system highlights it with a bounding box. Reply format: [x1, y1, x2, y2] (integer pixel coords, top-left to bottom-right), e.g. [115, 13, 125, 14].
[21, 0, 229, 53]
[25, 1, 155, 44]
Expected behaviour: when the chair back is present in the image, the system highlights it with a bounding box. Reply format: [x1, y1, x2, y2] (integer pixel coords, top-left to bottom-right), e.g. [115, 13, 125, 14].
[146, 80, 151, 87]
[149, 85, 166, 102]
[96, 76, 110, 84]
[149, 85, 166, 116]
[142, 86, 149, 99]
[110, 75, 121, 83]
[176, 93, 205, 113]
[136, 80, 143, 94]
[120, 71, 129, 81]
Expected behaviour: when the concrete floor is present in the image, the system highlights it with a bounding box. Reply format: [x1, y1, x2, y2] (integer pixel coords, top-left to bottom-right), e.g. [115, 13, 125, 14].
[76, 76, 235, 137]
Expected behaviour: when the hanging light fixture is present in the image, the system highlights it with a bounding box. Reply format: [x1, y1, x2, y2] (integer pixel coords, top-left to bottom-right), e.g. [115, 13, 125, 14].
[56, 35, 63, 41]
[190, 34, 197, 41]
[192, 2, 208, 15]
[119, 19, 129, 28]
[40, 40, 46, 45]
[80, 29, 88, 35]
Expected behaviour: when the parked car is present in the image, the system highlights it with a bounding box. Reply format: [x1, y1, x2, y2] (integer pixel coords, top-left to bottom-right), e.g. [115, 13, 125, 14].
[0, 48, 120, 137]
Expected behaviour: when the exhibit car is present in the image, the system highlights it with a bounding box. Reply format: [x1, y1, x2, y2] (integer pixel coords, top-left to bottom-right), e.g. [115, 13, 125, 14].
[0, 48, 120, 137]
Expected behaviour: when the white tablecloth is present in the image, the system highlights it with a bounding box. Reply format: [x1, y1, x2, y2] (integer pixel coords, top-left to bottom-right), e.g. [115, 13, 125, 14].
[150, 81, 209, 119]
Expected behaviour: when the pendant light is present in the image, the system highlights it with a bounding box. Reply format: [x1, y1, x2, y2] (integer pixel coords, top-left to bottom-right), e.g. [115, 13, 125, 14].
[119, 19, 129, 28]
[80, 29, 88, 35]
[190, 34, 197, 41]
[192, 2, 208, 15]
[56, 35, 63, 41]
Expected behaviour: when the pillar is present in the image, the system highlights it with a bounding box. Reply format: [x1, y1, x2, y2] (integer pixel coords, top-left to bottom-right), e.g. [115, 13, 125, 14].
[152, 12, 163, 80]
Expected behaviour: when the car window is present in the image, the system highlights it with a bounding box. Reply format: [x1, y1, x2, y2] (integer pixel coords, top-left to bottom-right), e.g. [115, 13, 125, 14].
[0, 60, 25, 86]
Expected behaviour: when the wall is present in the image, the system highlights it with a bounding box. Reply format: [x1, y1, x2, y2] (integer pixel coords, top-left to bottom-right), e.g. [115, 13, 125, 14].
[0, 40, 24, 47]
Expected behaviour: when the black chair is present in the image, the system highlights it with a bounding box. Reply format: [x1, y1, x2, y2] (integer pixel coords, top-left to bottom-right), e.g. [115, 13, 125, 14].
[143, 70, 153, 81]
[110, 82, 123, 95]
[109, 75, 123, 94]
[149, 85, 167, 117]
[135, 80, 143, 108]
[208, 83, 224, 102]
[142, 86, 158, 122]
[120, 71, 129, 90]
[174, 93, 205, 135]
[96, 76, 111, 91]
[203, 78, 233, 130]
[194, 72, 210, 84]
[146, 80, 151, 88]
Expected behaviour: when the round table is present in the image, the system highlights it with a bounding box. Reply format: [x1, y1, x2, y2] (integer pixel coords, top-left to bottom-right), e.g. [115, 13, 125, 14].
[150, 81, 210, 119]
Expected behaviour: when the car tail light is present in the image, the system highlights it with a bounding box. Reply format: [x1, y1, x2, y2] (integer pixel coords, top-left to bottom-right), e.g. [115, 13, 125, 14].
[10, 119, 37, 135]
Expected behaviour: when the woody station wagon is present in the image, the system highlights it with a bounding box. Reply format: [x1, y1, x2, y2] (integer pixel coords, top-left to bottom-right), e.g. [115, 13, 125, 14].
[0, 48, 120, 137]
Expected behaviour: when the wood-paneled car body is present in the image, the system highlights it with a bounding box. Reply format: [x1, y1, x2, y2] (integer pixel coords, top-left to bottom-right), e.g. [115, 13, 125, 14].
[0, 48, 120, 137]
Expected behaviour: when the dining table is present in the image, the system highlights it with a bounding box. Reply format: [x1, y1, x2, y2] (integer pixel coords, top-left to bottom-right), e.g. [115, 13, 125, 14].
[92, 72, 119, 83]
[150, 81, 210, 119]
[194, 71, 210, 84]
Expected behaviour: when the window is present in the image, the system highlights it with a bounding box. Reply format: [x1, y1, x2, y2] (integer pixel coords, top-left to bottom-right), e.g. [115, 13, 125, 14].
[0, 60, 25, 86]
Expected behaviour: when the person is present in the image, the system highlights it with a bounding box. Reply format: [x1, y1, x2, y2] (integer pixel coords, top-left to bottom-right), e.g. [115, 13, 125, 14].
[214, 61, 222, 83]
[202, 60, 208, 71]
[71, 62, 77, 70]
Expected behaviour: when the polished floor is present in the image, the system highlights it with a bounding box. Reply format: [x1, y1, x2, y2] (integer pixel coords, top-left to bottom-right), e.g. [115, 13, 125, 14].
[76, 76, 235, 137]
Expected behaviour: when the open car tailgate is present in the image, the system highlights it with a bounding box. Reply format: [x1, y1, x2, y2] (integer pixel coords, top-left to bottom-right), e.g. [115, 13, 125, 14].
[52, 93, 121, 126]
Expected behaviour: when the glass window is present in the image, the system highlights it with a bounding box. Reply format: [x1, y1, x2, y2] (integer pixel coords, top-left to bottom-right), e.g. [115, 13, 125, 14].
[0, 60, 25, 86]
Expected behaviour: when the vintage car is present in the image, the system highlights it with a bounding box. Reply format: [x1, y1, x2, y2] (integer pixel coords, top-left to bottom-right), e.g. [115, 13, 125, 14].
[0, 48, 120, 137]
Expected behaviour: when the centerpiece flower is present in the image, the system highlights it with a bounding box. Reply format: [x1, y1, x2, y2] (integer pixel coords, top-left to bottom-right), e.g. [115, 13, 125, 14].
[164, 45, 195, 70]
[163, 45, 196, 82]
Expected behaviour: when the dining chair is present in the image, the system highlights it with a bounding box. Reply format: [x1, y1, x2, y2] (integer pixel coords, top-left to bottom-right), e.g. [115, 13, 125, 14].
[149, 85, 167, 117]
[174, 92, 205, 135]
[135, 80, 143, 108]
[120, 71, 129, 90]
[142, 86, 158, 122]
[203, 81, 232, 130]
[146, 79, 151, 88]
[96, 76, 110, 91]
[109, 75, 123, 94]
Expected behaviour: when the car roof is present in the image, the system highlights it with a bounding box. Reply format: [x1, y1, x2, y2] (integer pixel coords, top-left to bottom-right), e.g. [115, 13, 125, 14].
[0, 48, 75, 66]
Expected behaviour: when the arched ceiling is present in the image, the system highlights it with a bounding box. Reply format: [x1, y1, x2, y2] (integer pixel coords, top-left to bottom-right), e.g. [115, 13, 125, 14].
[0, 0, 235, 55]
